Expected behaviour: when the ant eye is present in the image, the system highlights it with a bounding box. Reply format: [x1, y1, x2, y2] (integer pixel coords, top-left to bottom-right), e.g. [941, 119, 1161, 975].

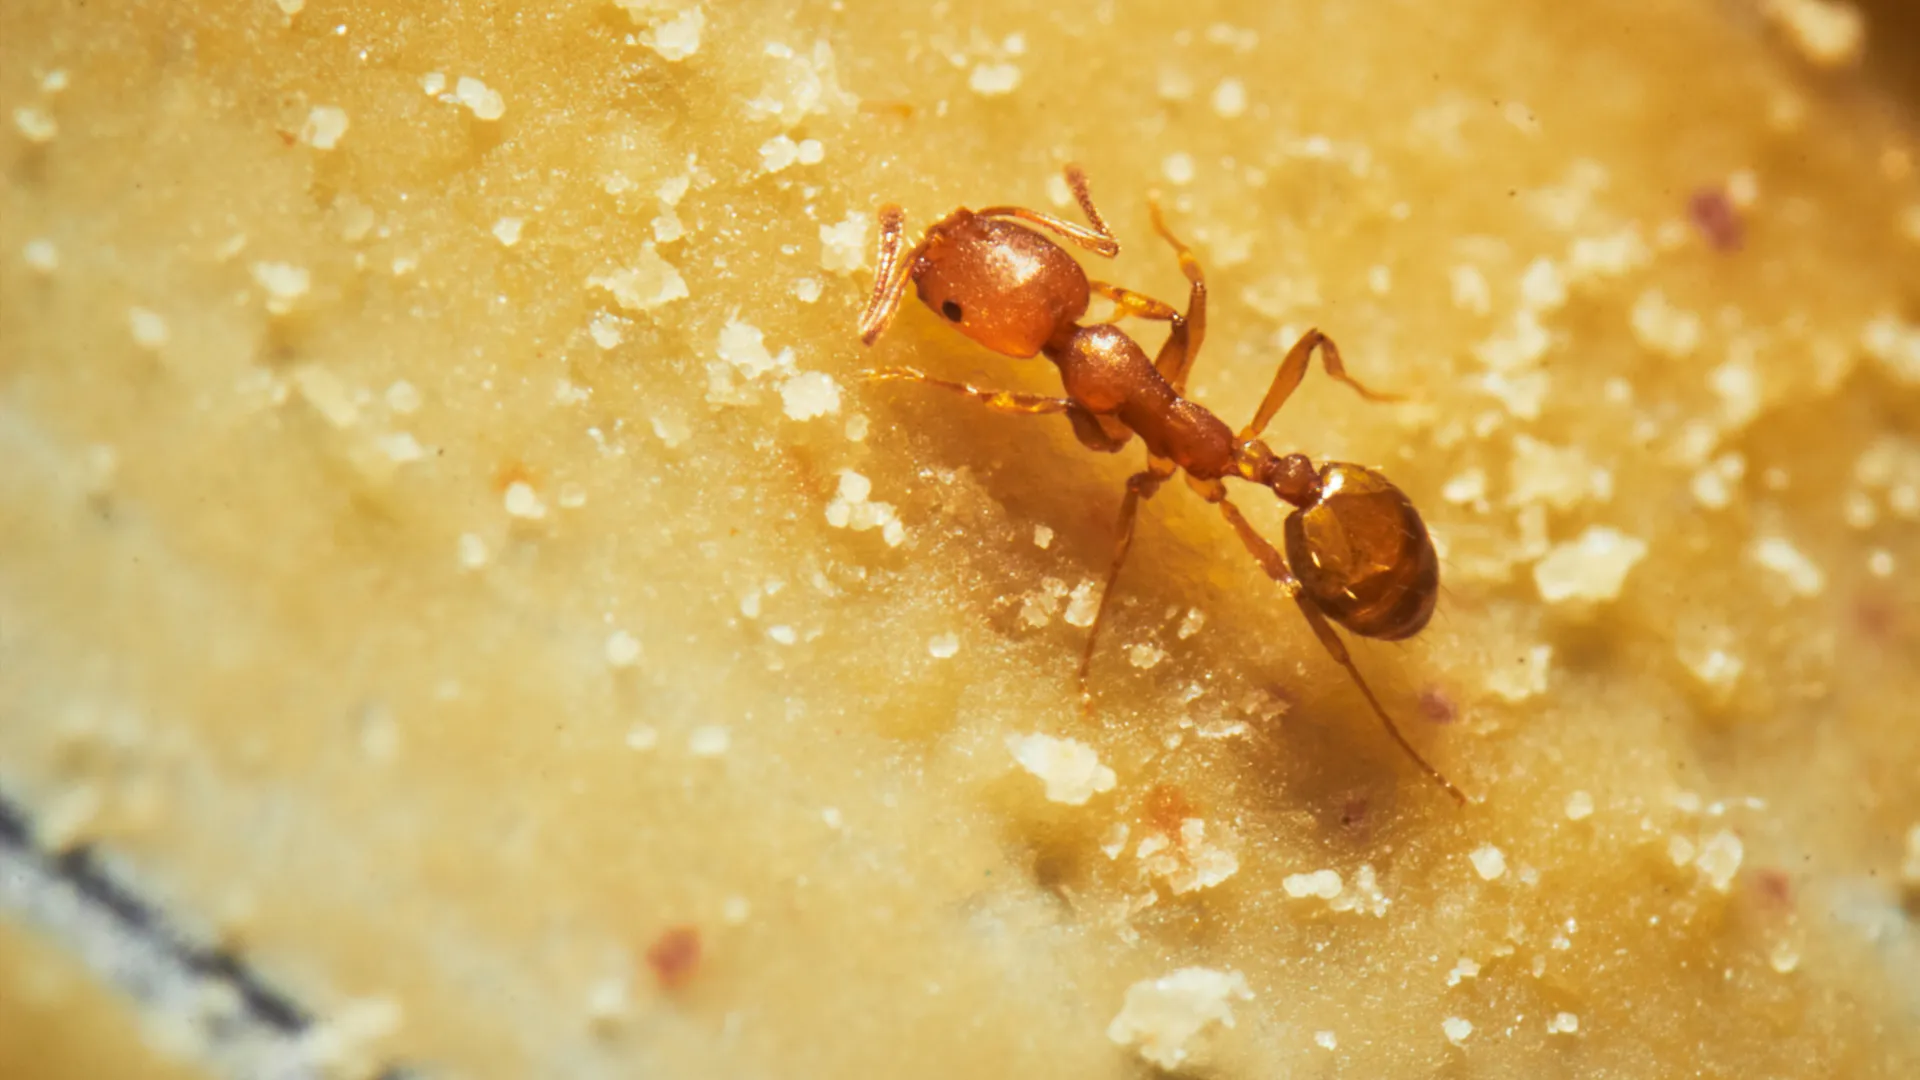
[941, 300, 964, 322]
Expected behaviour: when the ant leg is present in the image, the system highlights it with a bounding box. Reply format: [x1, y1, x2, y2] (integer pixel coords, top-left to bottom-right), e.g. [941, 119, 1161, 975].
[1088, 280, 1180, 325]
[1239, 329, 1400, 440]
[1204, 483, 1467, 804]
[858, 206, 932, 345]
[1078, 457, 1178, 720]
[1144, 196, 1207, 393]
[865, 367, 1077, 416]
[977, 163, 1121, 258]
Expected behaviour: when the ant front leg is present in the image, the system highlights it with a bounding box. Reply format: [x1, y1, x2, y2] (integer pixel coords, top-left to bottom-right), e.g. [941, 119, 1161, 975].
[1077, 456, 1178, 721]
[865, 367, 1079, 416]
[858, 206, 933, 345]
[1239, 329, 1400, 441]
[1196, 479, 1466, 804]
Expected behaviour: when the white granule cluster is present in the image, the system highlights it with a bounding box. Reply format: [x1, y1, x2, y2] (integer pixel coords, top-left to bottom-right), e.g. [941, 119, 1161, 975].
[251, 261, 312, 314]
[492, 217, 524, 246]
[128, 308, 169, 351]
[968, 62, 1021, 96]
[376, 433, 423, 464]
[454, 77, 505, 120]
[13, 105, 57, 143]
[687, 725, 730, 757]
[1314, 1031, 1337, 1050]
[1210, 78, 1246, 117]
[588, 313, 625, 350]
[1062, 580, 1100, 627]
[1696, 829, 1744, 892]
[819, 212, 869, 275]
[421, 72, 446, 95]
[1282, 869, 1343, 900]
[456, 533, 488, 570]
[1469, 845, 1508, 881]
[605, 631, 642, 668]
[1006, 733, 1115, 805]
[1751, 535, 1825, 597]
[1446, 957, 1480, 986]
[1533, 526, 1648, 604]
[926, 633, 959, 659]
[1630, 289, 1702, 359]
[1485, 643, 1552, 702]
[1565, 790, 1595, 820]
[1162, 152, 1196, 186]
[758, 134, 823, 173]
[1126, 643, 1167, 669]
[778, 370, 840, 420]
[588, 245, 688, 312]
[1762, 0, 1864, 67]
[823, 469, 904, 546]
[1549, 1011, 1581, 1034]
[1107, 967, 1251, 1070]
[23, 238, 58, 274]
[300, 106, 349, 149]
[1137, 819, 1240, 893]
[385, 380, 421, 413]
[503, 481, 546, 520]
[622, 3, 704, 61]
[1442, 1016, 1474, 1046]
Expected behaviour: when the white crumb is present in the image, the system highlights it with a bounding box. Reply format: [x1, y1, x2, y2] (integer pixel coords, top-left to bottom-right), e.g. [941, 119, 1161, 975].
[503, 481, 546, 520]
[251, 261, 312, 315]
[589, 246, 688, 313]
[1162, 152, 1196, 186]
[791, 277, 822, 303]
[589, 313, 626, 350]
[687, 725, 730, 757]
[605, 631, 642, 668]
[1210, 78, 1247, 118]
[635, 5, 704, 61]
[1032, 524, 1054, 549]
[779, 370, 841, 420]
[457, 533, 488, 570]
[421, 72, 446, 95]
[1442, 1016, 1473, 1046]
[1762, 0, 1864, 67]
[1533, 526, 1647, 604]
[13, 105, 57, 143]
[1751, 535, 1825, 597]
[1485, 643, 1552, 701]
[1469, 845, 1507, 881]
[1314, 1031, 1337, 1050]
[1565, 790, 1594, 820]
[454, 76, 505, 120]
[1282, 869, 1343, 900]
[300, 106, 349, 149]
[819, 212, 869, 275]
[292, 364, 358, 428]
[1696, 829, 1743, 892]
[968, 62, 1021, 96]
[927, 633, 959, 659]
[23, 238, 58, 274]
[128, 308, 169, 351]
[1549, 1011, 1580, 1034]
[1006, 733, 1116, 805]
[1107, 967, 1251, 1070]
[376, 433, 423, 464]
[1446, 957, 1480, 986]
[492, 217, 524, 246]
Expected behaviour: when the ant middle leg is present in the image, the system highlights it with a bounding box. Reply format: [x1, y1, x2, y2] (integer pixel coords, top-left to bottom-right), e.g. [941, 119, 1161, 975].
[977, 163, 1121, 258]
[1144, 196, 1207, 393]
[1077, 456, 1178, 720]
[1239, 329, 1400, 440]
[1196, 479, 1466, 803]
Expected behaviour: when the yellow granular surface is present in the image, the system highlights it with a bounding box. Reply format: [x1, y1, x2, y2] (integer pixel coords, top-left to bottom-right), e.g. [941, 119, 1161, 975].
[3, 1, 1918, 1077]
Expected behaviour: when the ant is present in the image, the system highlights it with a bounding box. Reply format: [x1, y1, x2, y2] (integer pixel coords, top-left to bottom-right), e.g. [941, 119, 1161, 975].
[857, 165, 1466, 804]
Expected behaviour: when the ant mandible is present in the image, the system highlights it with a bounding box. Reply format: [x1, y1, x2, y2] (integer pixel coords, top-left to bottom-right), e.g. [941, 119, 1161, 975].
[857, 164, 1466, 804]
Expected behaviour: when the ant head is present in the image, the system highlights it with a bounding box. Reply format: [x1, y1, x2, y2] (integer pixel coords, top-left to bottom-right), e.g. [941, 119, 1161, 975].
[1283, 463, 1438, 641]
[912, 212, 1090, 359]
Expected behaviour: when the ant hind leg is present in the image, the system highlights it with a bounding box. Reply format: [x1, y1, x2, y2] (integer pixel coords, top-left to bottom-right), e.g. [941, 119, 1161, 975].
[1078, 457, 1178, 720]
[1240, 329, 1401, 440]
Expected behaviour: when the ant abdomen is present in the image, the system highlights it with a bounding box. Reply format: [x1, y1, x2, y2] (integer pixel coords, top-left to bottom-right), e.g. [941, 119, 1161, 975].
[1284, 464, 1439, 641]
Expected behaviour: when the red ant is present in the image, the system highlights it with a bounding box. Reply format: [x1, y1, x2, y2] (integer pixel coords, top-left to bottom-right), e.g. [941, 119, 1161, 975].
[857, 165, 1465, 804]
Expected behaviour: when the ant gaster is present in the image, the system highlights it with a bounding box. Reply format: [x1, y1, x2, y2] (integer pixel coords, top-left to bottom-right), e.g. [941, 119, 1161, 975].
[857, 165, 1465, 804]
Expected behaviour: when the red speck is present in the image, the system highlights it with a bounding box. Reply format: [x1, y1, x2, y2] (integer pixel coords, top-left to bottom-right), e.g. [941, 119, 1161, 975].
[1688, 188, 1744, 252]
[1752, 868, 1794, 912]
[1340, 796, 1370, 829]
[1418, 686, 1457, 725]
[645, 925, 702, 990]
[1141, 784, 1193, 836]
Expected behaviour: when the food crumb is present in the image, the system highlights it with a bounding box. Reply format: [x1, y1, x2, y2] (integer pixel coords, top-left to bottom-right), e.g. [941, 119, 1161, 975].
[1106, 967, 1251, 1070]
[1697, 829, 1744, 892]
[792, 277, 822, 303]
[644, 926, 701, 989]
[1126, 643, 1167, 669]
[819, 213, 870, 275]
[299, 106, 349, 149]
[1442, 1016, 1474, 1046]
[1469, 845, 1508, 881]
[1549, 1011, 1580, 1034]
[1762, 0, 1864, 67]
[968, 62, 1021, 96]
[687, 725, 730, 757]
[127, 307, 169, 351]
[1282, 869, 1343, 900]
[454, 76, 505, 120]
[13, 105, 57, 143]
[1752, 535, 1826, 597]
[503, 481, 546, 520]
[457, 533, 488, 570]
[1485, 643, 1552, 701]
[1446, 957, 1480, 986]
[766, 624, 797, 645]
[605, 631, 642, 668]
[1314, 1031, 1337, 1050]
[1006, 733, 1116, 805]
[251, 261, 312, 315]
[1565, 790, 1595, 820]
[584, 975, 630, 1031]
[1063, 580, 1100, 627]
[1533, 526, 1648, 604]
[1032, 524, 1054, 549]
[385, 380, 421, 413]
[589, 313, 626, 351]
[927, 633, 959, 659]
[1162, 152, 1196, 186]
[1210, 78, 1247, 118]
[779, 370, 841, 420]
[23, 238, 58, 274]
[637, 5, 704, 61]
[721, 895, 751, 925]
[588, 246, 689, 313]
[492, 217, 524, 246]
[759, 134, 824, 173]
